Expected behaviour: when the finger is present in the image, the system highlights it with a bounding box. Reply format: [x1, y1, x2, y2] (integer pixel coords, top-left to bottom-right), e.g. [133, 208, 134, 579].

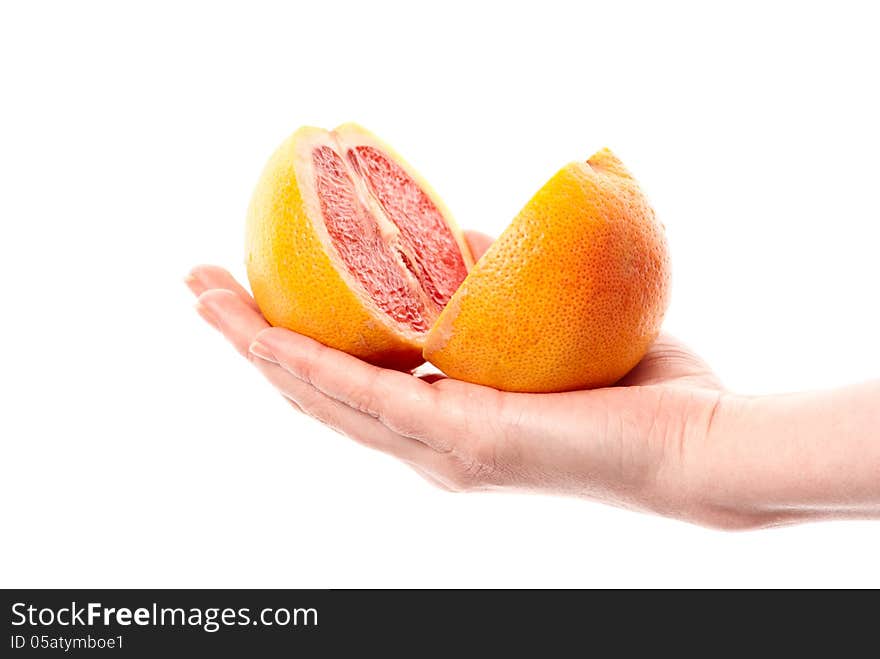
[186, 265, 261, 312]
[250, 328, 448, 451]
[464, 231, 494, 260]
[250, 356, 442, 467]
[408, 464, 455, 491]
[196, 289, 270, 357]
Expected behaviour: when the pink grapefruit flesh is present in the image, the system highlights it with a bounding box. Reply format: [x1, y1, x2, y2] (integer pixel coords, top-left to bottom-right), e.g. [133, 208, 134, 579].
[312, 141, 468, 332]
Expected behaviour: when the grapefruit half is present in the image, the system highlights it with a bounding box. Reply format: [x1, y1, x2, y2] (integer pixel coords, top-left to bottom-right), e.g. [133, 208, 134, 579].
[424, 149, 671, 392]
[245, 123, 474, 369]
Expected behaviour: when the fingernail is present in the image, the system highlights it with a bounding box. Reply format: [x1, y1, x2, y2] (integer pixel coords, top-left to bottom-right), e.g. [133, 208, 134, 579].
[184, 272, 203, 295]
[194, 301, 220, 330]
[249, 341, 278, 364]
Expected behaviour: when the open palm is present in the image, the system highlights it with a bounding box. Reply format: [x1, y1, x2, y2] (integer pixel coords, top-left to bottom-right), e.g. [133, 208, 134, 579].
[188, 232, 738, 528]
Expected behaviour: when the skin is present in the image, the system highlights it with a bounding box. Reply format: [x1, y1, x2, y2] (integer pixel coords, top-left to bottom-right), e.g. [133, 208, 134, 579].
[187, 232, 880, 530]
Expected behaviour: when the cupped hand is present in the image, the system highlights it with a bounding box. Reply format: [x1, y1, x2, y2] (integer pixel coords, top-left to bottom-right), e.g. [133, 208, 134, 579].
[187, 232, 749, 529]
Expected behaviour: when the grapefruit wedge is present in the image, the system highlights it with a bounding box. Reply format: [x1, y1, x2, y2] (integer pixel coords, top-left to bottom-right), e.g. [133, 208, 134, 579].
[424, 149, 671, 392]
[245, 123, 474, 369]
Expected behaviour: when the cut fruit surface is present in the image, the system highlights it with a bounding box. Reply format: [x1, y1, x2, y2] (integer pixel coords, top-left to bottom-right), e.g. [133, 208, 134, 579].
[348, 146, 468, 307]
[246, 123, 472, 369]
[312, 145, 431, 332]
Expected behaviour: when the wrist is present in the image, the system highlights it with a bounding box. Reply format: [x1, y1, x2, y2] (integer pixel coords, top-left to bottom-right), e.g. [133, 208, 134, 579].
[689, 384, 880, 528]
[673, 393, 808, 529]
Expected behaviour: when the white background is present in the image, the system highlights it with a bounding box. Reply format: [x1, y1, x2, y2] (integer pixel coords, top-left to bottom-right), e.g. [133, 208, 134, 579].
[1, 1, 878, 588]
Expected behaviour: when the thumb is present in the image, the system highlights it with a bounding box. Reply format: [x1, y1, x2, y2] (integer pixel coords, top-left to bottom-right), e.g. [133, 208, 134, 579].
[464, 231, 494, 260]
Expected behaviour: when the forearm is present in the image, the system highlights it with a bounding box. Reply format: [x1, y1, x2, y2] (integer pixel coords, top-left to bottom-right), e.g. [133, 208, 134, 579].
[702, 381, 880, 526]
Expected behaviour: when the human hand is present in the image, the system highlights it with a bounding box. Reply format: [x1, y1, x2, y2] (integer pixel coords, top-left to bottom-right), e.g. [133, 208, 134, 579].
[187, 232, 880, 530]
